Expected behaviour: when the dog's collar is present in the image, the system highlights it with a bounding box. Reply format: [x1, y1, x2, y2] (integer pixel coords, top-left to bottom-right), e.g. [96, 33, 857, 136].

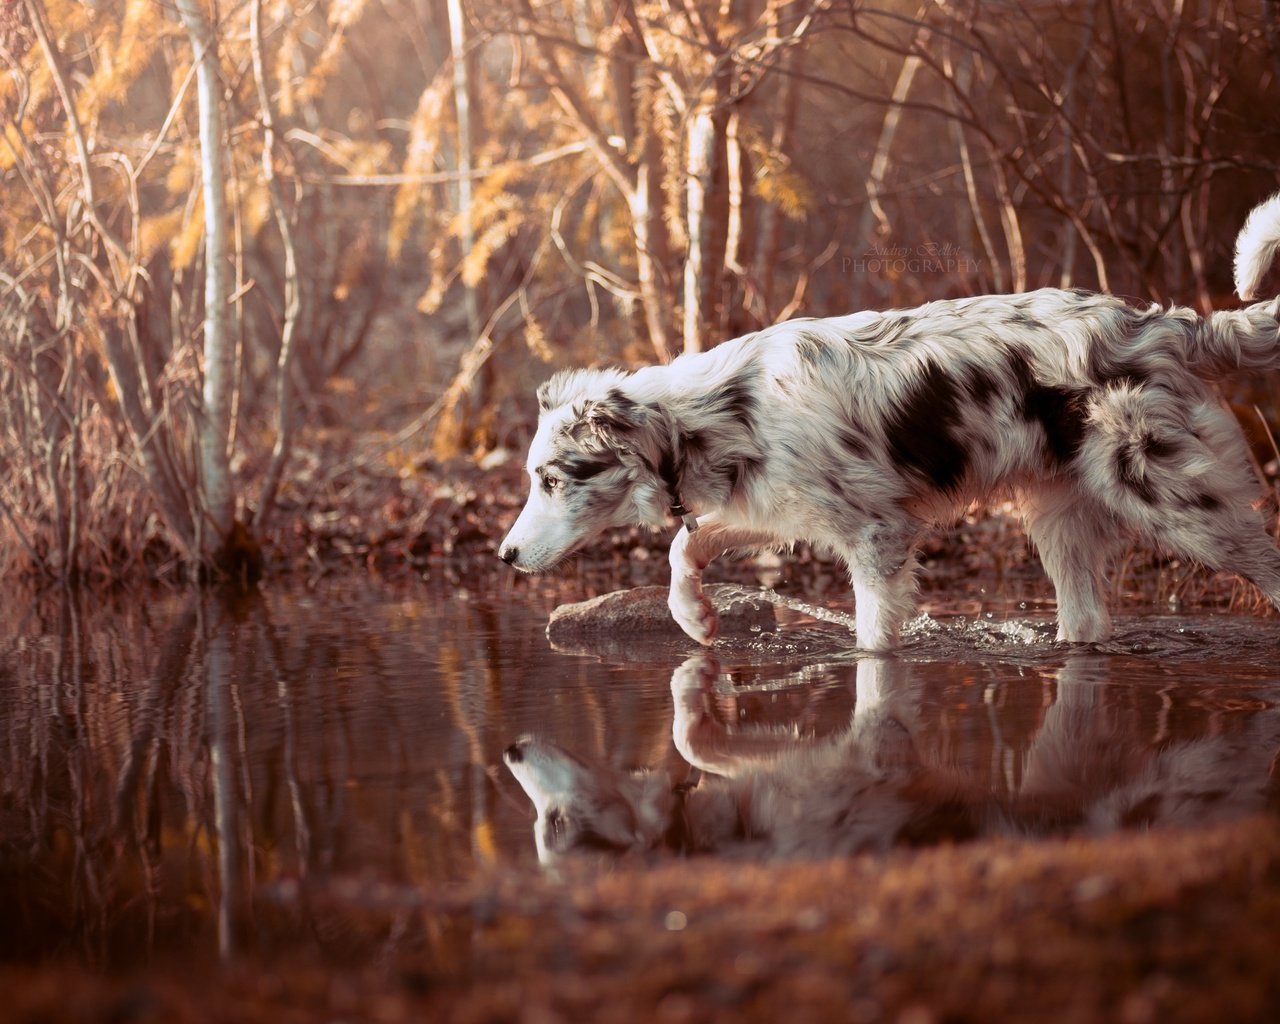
[654, 451, 699, 532]
[671, 500, 699, 533]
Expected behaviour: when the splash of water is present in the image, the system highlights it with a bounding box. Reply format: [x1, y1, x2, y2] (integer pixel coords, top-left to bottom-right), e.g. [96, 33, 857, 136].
[713, 584, 1280, 667]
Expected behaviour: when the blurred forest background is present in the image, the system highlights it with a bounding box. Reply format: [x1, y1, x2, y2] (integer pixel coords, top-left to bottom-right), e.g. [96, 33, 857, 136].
[2, 0, 1280, 581]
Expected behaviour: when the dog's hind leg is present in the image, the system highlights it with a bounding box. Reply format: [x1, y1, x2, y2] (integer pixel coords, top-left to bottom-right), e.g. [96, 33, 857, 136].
[837, 519, 921, 651]
[1022, 487, 1119, 643]
[668, 518, 780, 645]
[1134, 497, 1280, 612]
[1193, 524, 1280, 610]
[1082, 389, 1280, 613]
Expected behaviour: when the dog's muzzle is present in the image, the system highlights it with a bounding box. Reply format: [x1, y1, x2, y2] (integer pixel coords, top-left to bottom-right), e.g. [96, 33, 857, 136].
[498, 544, 519, 565]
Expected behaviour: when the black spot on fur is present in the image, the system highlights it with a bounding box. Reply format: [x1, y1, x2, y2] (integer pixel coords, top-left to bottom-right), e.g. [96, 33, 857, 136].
[884, 361, 969, 492]
[874, 315, 914, 347]
[550, 453, 616, 482]
[1141, 433, 1178, 460]
[1024, 385, 1088, 465]
[683, 417, 765, 501]
[1004, 310, 1046, 330]
[657, 445, 682, 504]
[1115, 447, 1157, 504]
[964, 365, 1000, 407]
[725, 456, 765, 497]
[838, 427, 869, 458]
[1089, 359, 1151, 389]
[698, 376, 757, 430]
[795, 332, 829, 367]
[601, 387, 643, 427]
[1193, 492, 1222, 511]
[1004, 347, 1037, 394]
[579, 389, 649, 449]
[536, 380, 554, 411]
[1087, 311, 1157, 387]
[679, 430, 707, 457]
[1005, 349, 1087, 464]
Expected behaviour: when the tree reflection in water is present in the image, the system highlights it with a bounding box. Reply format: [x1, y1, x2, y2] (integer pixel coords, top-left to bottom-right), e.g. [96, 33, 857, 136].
[1, 579, 1278, 976]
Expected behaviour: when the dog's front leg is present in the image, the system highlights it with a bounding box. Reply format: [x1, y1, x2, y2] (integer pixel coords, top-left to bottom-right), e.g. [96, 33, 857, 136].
[668, 518, 776, 645]
[671, 656, 834, 773]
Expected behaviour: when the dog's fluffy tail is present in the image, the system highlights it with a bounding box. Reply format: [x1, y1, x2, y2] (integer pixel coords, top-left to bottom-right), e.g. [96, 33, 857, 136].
[1190, 193, 1280, 374]
[1235, 191, 1280, 301]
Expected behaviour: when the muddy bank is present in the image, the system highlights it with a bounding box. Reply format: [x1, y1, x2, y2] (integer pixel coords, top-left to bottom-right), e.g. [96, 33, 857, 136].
[264, 452, 1276, 619]
[6, 816, 1279, 1023]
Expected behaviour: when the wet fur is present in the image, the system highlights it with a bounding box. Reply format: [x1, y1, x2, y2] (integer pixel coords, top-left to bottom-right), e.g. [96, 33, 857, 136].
[500, 195, 1280, 649]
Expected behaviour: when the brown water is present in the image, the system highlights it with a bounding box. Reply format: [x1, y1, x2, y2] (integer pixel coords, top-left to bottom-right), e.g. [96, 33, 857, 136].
[1, 571, 1277, 971]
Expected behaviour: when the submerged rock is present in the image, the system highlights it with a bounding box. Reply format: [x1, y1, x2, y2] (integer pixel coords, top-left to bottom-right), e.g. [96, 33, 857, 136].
[546, 585, 776, 646]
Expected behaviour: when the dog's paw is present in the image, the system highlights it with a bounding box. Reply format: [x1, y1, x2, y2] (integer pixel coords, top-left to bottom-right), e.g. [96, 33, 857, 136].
[669, 584, 719, 646]
[670, 654, 720, 698]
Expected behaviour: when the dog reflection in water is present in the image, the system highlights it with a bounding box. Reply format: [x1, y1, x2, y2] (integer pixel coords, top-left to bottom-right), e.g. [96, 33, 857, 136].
[504, 656, 1280, 864]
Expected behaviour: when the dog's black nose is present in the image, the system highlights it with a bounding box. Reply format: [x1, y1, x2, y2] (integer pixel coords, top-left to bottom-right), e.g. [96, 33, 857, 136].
[503, 742, 524, 764]
[498, 545, 519, 565]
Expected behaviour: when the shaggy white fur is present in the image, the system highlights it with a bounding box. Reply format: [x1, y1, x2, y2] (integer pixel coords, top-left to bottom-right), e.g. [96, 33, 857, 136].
[500, 195, 1280, 650]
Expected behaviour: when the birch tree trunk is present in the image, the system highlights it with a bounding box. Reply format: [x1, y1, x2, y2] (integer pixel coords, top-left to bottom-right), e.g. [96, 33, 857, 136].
[175, 0, 235, 564]
[250, 0, 303, 534]
[447, 0, 479, 341]
[857, 21, 928, 304]
[751, 26, 801, 324]
[682, 104, 728, 353]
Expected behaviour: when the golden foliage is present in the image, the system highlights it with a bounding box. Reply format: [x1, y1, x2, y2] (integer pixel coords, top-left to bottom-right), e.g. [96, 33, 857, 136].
[388, 76, 451, 261]
[750, 143, 813, 220]
[522, 316, 553, 363]
[138, 207, 188, 262]
[455, 169, 524, 288]
[240, 179, 272, 239]
[297, 0, 370, 104]
[166, 145, 195, 196]
[171, 192, 205, 270]
[77, 0, 169, 120]
[0, 125, 25, 172]
[43, 0, 93, 43]
[417, 275, 448, 316]
[273, 16, 300, 117]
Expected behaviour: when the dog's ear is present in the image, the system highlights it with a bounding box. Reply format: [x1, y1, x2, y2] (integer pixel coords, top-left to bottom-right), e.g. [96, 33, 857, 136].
[535, 373, 565, 409]
[536, 376, 564, 413]
[582, 389, 650, 452]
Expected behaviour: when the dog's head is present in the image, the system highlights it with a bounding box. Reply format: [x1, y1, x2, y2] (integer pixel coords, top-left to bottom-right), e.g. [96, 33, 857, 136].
[497, 369, 672, 572]
[503, 735, 674, 864]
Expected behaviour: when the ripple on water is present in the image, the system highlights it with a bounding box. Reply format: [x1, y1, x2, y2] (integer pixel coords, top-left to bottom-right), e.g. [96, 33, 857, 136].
[713, 588, 1280, 674]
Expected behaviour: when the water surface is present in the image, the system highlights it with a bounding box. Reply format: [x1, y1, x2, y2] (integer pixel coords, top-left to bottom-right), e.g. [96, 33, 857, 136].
[1, 572, 1277, 970]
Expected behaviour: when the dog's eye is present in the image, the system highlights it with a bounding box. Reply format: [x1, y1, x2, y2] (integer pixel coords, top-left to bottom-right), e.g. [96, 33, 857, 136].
[542, 474, 562, 492]
[546, 808, 568, 836]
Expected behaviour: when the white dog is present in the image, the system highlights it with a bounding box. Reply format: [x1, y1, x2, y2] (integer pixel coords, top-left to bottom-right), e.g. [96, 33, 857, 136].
[499, 195, 1280, 650]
